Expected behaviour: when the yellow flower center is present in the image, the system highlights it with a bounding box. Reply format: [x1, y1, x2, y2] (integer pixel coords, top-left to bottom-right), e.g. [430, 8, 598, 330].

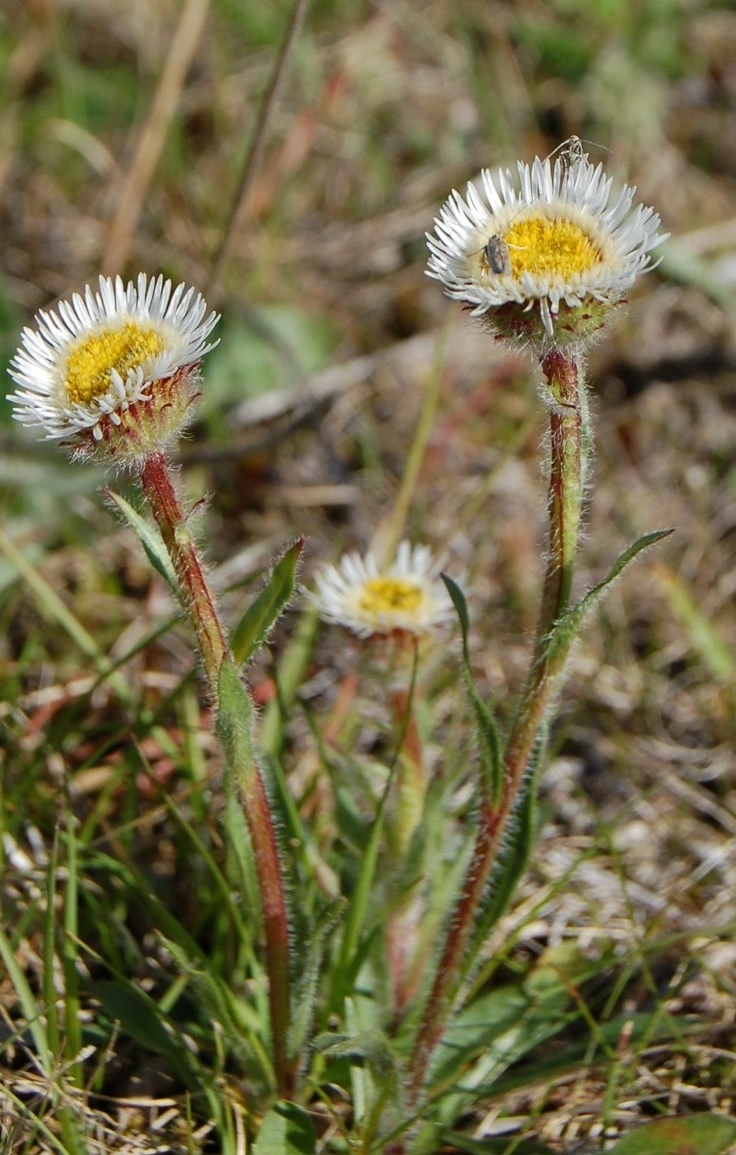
[64, 323, 166, 406]
[504, 214, 603, 280]
[358, 577, 423, 619]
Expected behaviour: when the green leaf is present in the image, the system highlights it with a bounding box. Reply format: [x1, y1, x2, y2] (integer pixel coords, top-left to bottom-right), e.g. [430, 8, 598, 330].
[330, 759, 397, 1010]
[442, 574, 502, 804]
[312, 1029, 396, 1078]
[430, 984, 531, 1091]
[0, 922, 52, 1075]
[215, 658, 267, 918]
[259, 604, 320, 756]
[442, 571, 471, 638]
[605, 1115, 736, 1155]
[429, 944, 616, 1109]
[232, 538, 304, 665]
[334, 779, 375, 851]
[485, 1010, 689, 1102]
[216, 659, 256, 777]
[442, 1133, 557, 1154]
[104, 488, 177, 589]
[289, 902, 345, 1057]
[90, 979, 195, 1086]
[216, 658, 275, 949]
[252, 1101, 317, 1155]
[547, 529, 674, 668]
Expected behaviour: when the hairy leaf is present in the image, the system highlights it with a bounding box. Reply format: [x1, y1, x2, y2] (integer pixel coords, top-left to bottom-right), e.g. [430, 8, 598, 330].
[289, 901, 344, 1056]
[216, 659, 256, 773]
[232, 538, 304, 665]
[547, 529, 673, 669]
[312, 1028, 395, 1078]
[104, 488, 177, 589]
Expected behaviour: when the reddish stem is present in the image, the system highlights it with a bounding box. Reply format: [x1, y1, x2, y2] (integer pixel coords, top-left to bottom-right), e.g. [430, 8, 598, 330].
[536, 350, 584, 632]
[139, 452, 227, 685]
[238, 745, 294, 1097]
[139, 450, 293, 1095]
[405, 350, 585, 1104]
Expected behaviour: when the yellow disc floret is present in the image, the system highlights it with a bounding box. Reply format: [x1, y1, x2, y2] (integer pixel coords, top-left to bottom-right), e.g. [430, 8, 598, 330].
[504, 214, 603, 280]
[358, 577, 423, 619]
[64, 323, 166, 406]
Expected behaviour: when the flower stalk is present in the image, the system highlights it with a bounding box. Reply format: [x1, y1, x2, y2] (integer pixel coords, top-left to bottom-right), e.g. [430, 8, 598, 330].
[139, 451, 228, 686]
[536, 350, 586, 630]
[387, 673, 427, 1018]
[218, 658, 295, 1097]
[412, 153, 666, 1108]
[5, 272, 295, 1097]
[406, 347, 587, 1104]
[139, 449, 293, 1096]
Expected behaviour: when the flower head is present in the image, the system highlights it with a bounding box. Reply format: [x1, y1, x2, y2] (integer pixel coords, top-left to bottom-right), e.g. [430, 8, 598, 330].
[308, 541, 454, 639]
[7, 274, 219, 462]
[426, 142, 666, 350]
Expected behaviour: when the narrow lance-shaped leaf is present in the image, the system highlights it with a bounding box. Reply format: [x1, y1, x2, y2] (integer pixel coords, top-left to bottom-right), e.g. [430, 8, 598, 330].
[442, 574, 502, 804]
[232, 538, 304, 665]
[104, 488, 177, 589]
[428, 984, 530, 1092]
[546, 529, 674, 670]
[289, 901, 344, 1057]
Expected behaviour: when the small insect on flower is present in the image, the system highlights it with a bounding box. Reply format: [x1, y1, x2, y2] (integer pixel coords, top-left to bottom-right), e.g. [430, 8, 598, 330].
[556, 134, 587, 171]
[306, 541, 455, 640]
[7, 274, 219, 462]
[426, 141, 666, 350]
[482, 235, 512, 276]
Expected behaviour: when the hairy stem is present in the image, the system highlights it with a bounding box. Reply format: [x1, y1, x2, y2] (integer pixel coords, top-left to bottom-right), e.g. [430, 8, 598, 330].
[405, 349, 587, 1104]
[140, 452, 228, 685]
[139, 451, 293, 1095]
[534, 350, 585, 635]
[227, 682, 294, 1097]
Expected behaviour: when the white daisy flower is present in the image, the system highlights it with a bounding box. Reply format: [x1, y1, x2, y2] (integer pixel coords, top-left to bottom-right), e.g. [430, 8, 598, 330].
[426, 143, 666, 348]
[308, 541, 455, 639]
[7, 273, 219, 458]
